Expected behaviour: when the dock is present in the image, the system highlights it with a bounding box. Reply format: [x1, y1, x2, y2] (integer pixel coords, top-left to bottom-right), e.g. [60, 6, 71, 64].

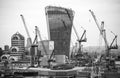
[11, 67, 91, 78]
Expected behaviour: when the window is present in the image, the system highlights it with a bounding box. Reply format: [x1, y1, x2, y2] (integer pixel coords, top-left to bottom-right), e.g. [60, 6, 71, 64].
[12, 48, 17, 52]
[10, 58, 15, 61]
[2, 56, 7, 59]
[12, 36, 18, 40]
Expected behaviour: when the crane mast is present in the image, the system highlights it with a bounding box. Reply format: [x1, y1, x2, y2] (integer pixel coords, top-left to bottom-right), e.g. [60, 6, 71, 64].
[35, 26, 55, 67]
[20, 14, 31, 38]
[89, 10, 118, 57]
[89, 10, 119, 73]
[20, 14, 32, 47]
[78, 30, 87, 53]
[35, 26, 48, 60]
[89, 10, 109, 55]
[101, 22, 109, 55]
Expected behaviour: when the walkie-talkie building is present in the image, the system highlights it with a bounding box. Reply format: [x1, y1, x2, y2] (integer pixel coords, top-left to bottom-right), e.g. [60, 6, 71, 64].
[45, 6, 74, 57]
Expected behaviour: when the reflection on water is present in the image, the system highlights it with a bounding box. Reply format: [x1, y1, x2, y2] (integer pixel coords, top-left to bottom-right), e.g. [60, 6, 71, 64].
[24, 76, 72, 78]
[24, 76, 49, 78]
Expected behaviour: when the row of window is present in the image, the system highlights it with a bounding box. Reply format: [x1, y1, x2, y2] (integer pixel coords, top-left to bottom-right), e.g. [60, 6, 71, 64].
[12, 36, 24, 40]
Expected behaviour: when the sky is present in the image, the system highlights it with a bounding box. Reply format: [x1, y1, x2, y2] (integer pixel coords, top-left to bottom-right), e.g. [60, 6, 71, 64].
[0, 0, 120, 49]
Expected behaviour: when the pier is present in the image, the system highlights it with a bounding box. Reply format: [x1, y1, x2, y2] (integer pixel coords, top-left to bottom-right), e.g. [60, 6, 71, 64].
[10, 67, 90, 78]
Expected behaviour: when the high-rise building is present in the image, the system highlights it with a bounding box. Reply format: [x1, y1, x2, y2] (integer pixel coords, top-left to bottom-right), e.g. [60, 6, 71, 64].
[45, 6, 74, 64]
[10, 32, 25, 60]
[45, 6, 74, 57]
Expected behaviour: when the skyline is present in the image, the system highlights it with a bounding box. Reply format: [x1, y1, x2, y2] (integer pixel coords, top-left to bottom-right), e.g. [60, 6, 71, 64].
[0, 0, 120, 49]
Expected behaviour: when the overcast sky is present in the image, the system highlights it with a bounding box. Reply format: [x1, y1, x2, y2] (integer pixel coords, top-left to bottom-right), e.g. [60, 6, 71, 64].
[0, 0, 120, 49]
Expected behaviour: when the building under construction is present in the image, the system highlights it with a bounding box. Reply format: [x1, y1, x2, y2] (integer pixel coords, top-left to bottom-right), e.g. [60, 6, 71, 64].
[45, 6, 74, 59]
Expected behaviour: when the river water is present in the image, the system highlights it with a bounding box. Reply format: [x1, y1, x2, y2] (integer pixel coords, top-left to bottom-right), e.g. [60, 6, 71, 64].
[24, 76, 49, 78]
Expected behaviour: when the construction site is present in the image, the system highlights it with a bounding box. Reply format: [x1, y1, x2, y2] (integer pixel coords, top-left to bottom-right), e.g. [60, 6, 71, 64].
[0, 5, 120, 78]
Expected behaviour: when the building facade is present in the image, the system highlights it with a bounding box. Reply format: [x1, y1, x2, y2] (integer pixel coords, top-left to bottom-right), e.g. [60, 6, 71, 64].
[10, 32, 25, 60]
[45, 6, 74, 57]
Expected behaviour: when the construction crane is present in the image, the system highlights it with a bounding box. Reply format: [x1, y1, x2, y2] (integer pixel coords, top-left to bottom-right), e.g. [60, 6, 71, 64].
[89, 10, 118, 56]
[109, 31, 118, 49]
[89, 10, 110, 56]
[35, 26, 56, 68]
[35, 26, 48, 58]
[65, 9, 88, 67]
[20, 14, 32, 48]
[33, 26, 38, 45]
[65, 9, 87, 54]
[77, 28, 87, 53]
[89, 10, 118, 71]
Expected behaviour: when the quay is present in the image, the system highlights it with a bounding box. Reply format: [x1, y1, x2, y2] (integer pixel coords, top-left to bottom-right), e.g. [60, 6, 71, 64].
[11, 67, 90, 78]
